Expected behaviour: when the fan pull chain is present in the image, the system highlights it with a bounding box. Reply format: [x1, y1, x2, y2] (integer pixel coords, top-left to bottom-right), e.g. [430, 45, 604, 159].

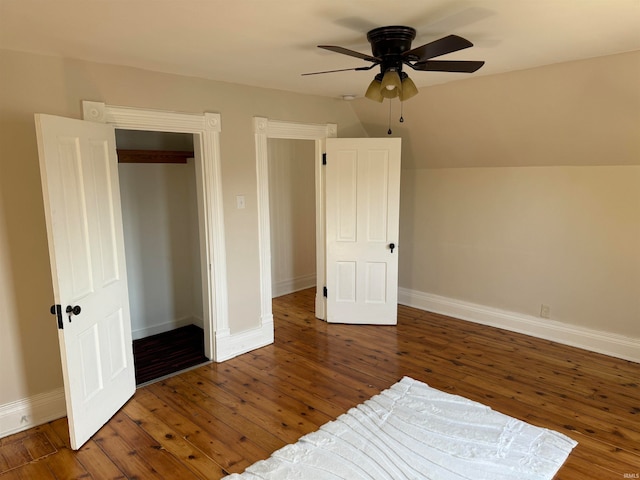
[387, 100, 392, 135]
[399, 101, 404, 123]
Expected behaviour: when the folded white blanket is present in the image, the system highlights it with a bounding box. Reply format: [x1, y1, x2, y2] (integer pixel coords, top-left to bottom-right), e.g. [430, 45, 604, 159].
[225, 376, 577, 480]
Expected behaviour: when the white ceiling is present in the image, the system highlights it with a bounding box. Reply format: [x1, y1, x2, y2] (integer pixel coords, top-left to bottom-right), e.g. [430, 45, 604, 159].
[1, 0, 639, 100]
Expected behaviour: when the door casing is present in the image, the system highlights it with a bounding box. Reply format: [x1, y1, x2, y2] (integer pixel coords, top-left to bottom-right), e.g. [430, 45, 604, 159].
[254, 117, 337, 324]
[82, 101, 228, 361]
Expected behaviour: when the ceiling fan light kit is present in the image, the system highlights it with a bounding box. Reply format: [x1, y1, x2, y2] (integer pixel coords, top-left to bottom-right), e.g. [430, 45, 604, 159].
[306, 25, 485, 104]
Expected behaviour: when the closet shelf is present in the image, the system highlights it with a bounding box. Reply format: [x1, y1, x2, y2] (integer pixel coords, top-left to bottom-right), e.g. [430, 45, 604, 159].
[116, 149, 194, 164]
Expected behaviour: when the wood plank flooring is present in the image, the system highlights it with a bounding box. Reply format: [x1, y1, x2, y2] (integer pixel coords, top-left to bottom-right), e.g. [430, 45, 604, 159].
[1, 288, 638, 479]
[133, 324, 209, 385]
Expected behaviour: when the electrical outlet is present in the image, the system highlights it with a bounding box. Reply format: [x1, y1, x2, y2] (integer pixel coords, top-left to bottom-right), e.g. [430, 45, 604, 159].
[540, 304, 551, 319]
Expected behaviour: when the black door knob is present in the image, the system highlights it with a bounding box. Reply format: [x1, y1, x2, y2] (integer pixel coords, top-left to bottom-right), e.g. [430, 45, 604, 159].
[389, 243, 396, 253]
[66, 305, 81, 316]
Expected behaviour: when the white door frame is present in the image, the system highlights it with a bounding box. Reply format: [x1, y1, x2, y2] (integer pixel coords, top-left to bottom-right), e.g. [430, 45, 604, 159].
[82, 101, 229, 361]
[254, 117, 337, 322]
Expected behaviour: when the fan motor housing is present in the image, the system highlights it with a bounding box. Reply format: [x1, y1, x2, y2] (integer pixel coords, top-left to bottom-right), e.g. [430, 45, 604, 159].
[367, 26, 416, 59]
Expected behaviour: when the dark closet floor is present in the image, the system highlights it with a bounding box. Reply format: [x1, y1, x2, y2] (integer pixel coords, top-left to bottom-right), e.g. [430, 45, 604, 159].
[133, 324, 209, 385]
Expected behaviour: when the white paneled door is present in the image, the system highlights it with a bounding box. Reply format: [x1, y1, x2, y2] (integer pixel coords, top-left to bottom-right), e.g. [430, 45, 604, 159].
[325, 138, 401, 324]
[35, 114, 135, 450]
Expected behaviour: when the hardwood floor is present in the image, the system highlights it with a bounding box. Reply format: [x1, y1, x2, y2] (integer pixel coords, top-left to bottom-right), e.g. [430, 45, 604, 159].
[1, 288, 638, 479]
[133, 324, 209, 385]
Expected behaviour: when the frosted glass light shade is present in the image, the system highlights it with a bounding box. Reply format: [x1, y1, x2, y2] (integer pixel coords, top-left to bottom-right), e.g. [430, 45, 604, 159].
[365, 79, 384, 102]
[381, 70, 401, 92]
[399, 76, 419, 101]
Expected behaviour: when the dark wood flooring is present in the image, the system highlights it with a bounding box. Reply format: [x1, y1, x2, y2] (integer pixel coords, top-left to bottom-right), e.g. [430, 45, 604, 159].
[133, 324, 209, 385]
[1, 288, 638, 479]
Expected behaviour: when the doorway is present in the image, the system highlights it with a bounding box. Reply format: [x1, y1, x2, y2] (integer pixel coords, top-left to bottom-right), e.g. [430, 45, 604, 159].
[115, 129, 208, 384]
[253, 117, 336, 328]
[267, 138, 317, 299]
[81, 101, 229, 362]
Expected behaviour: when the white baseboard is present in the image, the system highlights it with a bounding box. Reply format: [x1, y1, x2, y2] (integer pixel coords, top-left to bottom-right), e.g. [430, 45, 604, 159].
[398, 288, 640, 363]
[0, 388, 66, 439]
[214, 316, 274, 362]
[272, 273, 316, 298]
[131, 315, 202, 340]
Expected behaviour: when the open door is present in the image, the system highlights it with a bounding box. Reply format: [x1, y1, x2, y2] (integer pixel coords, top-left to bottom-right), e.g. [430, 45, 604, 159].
[325, 137, 401, 324]
[35, 114, 135, 450]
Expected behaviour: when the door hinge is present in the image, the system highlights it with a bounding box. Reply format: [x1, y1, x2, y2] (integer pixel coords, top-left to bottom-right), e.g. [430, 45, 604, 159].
[323, 286, 327, 297]
[50, 304, 63, 329]
[322, 153, 327, 165]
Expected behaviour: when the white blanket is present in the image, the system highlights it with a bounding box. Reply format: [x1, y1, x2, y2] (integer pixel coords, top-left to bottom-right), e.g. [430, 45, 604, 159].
[225, 376, 577, 480]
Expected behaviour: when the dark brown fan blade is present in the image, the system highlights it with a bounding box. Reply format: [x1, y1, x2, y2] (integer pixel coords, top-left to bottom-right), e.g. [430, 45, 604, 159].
[403, 34, 473, 62]
[412, 60, 485, 73]
[301, 65, 377, 76]
[318, 45, 381, 63]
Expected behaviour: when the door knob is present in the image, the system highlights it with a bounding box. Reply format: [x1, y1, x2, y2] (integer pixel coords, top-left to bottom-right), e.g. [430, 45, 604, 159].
[389, 243, 396, 253]
[65, 305, 81, 322]
[66, 305, 81, 316]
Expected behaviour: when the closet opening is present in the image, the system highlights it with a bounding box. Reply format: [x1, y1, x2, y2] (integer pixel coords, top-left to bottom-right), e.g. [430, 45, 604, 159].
[115, 129, 209, 385]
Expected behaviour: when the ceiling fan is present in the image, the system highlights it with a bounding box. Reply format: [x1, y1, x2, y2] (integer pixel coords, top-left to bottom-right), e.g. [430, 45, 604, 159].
[304, 26, 485, 102]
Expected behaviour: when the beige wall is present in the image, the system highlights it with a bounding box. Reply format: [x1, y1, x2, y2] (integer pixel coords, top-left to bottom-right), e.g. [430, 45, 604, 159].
[119, 160, 203, 339]
[399, 166, 640, 336]
[352, 51, 640, 339]
[268, 139, 316, 297]
[0, 49, 366, 406]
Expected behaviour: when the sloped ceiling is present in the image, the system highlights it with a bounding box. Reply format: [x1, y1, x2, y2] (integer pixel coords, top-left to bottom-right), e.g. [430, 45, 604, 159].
[352, 50, 640, 169]
[1, 0, 639, 100]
